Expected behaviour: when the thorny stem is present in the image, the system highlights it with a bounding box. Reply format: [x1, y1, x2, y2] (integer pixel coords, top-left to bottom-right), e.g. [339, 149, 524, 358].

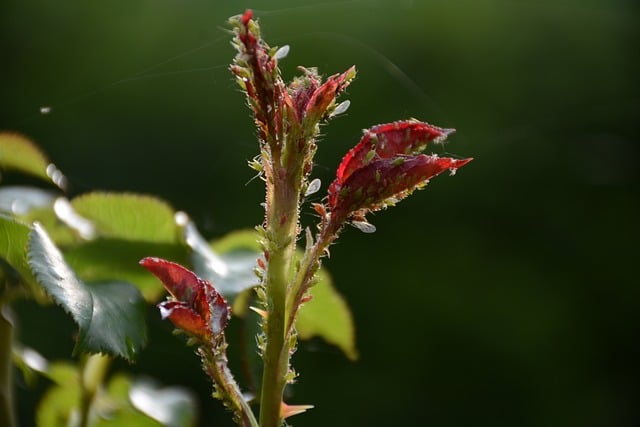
[230, 10, 469, 427]
[200, 342, 258, 427]
[286, 221, 338, 336]
[259, 168, 301, 427]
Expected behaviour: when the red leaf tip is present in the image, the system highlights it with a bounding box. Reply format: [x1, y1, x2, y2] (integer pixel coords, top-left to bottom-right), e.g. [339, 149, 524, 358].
[241, 9, 253, 25]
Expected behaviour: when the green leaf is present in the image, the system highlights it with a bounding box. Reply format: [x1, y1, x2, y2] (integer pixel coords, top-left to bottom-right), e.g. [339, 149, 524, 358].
[128, 377, 197, 427]
[23, 202, 84, 247]
[205, 228, 358, 359]
[296, 267, 358, 360]
[71, 192, 178, 243]
[210, 229, 262, 253]
[0, 214, 46, 301]
[45, 361, 78, 386]
[0, 132, 67, 189]
[65, 239, 186, 302]
[0, 188, 97, 243]
[36, 369, 168, 427]
[27, 223, 147, 361]
[35, 361, 80, 427]
[181, 221, 258, 300]
[94, 407, 162, 427]
[0, 214, 35, 284]
[36, 377, 80, 427]
[0, 187, 57, 217]
[93, 374, 165, 427]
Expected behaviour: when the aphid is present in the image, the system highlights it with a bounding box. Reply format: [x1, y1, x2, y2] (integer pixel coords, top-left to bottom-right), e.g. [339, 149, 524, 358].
[329, 100, 350, 118]
[305, 178, 321, 197]
[364, 149, 376, 164]
[351, 220, 376, 233]
[273, 45, 290, 61]
[391, 156, 405, 166]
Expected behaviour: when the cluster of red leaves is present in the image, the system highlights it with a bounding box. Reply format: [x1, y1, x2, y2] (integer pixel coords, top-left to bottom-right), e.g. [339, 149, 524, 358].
[230, 9, 355, 154]
[327, 120, 473, 227]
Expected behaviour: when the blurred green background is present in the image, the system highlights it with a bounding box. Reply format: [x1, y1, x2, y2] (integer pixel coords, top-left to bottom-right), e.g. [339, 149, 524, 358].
[2, 0, 639, 426]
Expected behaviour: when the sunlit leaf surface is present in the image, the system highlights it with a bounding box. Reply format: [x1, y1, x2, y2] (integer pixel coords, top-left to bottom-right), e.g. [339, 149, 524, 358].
[0, 214, 35, 284]
[27, 223, 147, 360]
[181, 221, 258, 300]
[0, 187, 57, 216]
[65, 239, 185, 302]
[36, 377, 79, 427]
[128, 377, 197, 427]
[71, 192, 178, 243]
[297, 267, 358, 360]
[0, 132, 67, 189]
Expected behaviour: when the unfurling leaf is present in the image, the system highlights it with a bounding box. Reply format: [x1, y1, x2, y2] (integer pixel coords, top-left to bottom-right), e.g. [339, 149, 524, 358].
[331, 155, 472, 222]
[333, 120, 454, 186]
[140, 257, 230, 341]
[326, 120, 472, 226]
[303, 66, 356, 124]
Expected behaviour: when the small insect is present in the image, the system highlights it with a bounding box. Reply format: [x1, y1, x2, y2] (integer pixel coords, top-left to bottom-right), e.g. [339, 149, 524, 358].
[329, 100, 350, 118]
[305, 178, 321, 197]
[351, 220, 376, 233]
[273, 45, 290, 60]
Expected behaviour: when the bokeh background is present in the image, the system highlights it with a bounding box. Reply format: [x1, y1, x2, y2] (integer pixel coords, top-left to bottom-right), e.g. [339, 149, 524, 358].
[2, 0, 639, 426]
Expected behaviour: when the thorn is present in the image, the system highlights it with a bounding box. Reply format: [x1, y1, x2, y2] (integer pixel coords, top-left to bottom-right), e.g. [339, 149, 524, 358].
[249, 306, 268, 318]
[322, 246, 331, 258]
[281, 402, 314, 419]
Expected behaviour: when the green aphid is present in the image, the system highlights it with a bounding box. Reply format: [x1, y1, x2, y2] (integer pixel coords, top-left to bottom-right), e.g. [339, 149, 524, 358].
[364, 149, 376, 164]
[391, 157, 405, 166]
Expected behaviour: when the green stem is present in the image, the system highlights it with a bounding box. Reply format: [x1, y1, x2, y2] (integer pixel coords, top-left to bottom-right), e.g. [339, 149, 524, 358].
[259, 171, 301, 427]
[285, 223, 337, 336]
[78, 354, 111, 427]
[0, 305, 16, 427]
[200, 344, 258, 427]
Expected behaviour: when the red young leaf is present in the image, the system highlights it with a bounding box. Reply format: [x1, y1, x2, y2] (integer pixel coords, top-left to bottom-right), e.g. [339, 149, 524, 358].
[139, 257, 203, 304]
[289, 67, 321, 122]
[231, 9, 284, 146]
[140, 257, 230, 340]
[158, 301, 209, 340]
[240, 8, 252, 25]
[325, 119, 471, 227]
[335, 120, 454, 184]
[329, 155, 472, 222]
[303, 66, 356, 123]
